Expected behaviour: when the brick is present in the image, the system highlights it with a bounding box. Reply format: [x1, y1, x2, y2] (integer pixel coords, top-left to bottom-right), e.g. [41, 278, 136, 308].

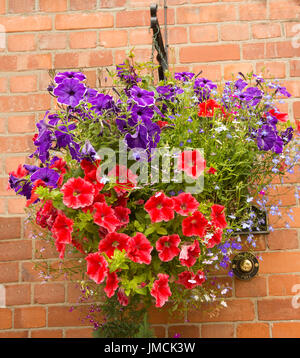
[190, 25, 218, 43]
[152, 325, 166, 338]
[294, 102, 300, 118]
[48, 306, 91, 327]
[268, 207, 300, 229]
[266, 185, 296, 206]
[235, 276, 267, 297]
[187, 299, 255, 322]
[70, 0, 97, 10]
[65, 328, 94, 338]
[220, 23, 249, 41]
[0, 55, 18, 71]
[177, 5, 236, 24]
[148, 304, 185, 324]
[116, 10, 148, 27]
[192, 64, 221, 82]
[260, 251, 300, 274]
[180, 44, 240, 63]
[54, 52, 79, 69]
[0, 240, 32, 261]
[0, 0, 5, 14]
[0, 117, 5, 133]
[291, 60, 300, 77]
[0, 94, 50, 113]
[5, 284, 31, 305]
[5, 156, 28, 174]
[0, 16, 52, 32]
[7, 114, 36, 133]
[243, 43, 265, 60]
[168, 325, 200, 338]
[0, 136, 34, 154]
[224, 63, 254, 81]
[239, 2, 267, 20]
[272, 322, 300, 338]
[69, 31, 97, 49]
[0, 262, 19, 282]
[269, 0, 300, 20]
[0, 309, 12, 329]
[31, 329, 63, 338]
[17, 53, 52, 71]
[67, 282, 82, 303]
[284, 80, 300, 98]
[8, 0, 35, 13]
[0, 217, 21, 240]
[267, 229, 298, 250]
[39, 33, 67, 50]
[34, 283, 65, 304]
[285, 22, 300, 38]
[15, 307, 46, 328]
[10, 75, 37, 93]
[266, 41, 299, 59]
[252, 23, 281, 39]
[7, 34, 36, 52]
[201, 324, 234, 338]
[0, 77, 6, 92]
[85, 50, 113, 68]
[237, 323, 270, 338]
[0, 331, 28, 338]
[55, 13, 113, 30]
[21, 262, 45, 282]
[269, 274, 300, 296]
[39, 0, 67, 12]
[100, 30, 128, 47]
[258, 298, 300, 320]
[168, 27, 188, 45]
[256, 61, 286, 79]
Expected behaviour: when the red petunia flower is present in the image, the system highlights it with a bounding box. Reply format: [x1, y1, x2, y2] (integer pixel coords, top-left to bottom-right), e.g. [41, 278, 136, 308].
[208, 167, 217, 175]
[179, 240, 201, 267]
[144, 192, 174, 223]
[82, 193, 106, 214]
[150, 273, 172, 308]
[177, 271, 198, 289]
[36, 200, 57, 229]
[26, 179, 47, 207]
[93, 202, 120, 233]
[108, 165, 138, 194]
[204, 224, 223, 248]
[296, 119, 300, 133]
[117, 288, 129, 306]
[98, 232, 130, 258]
[157, 120, 169, 128]
[173, 193, 199, 216]
[85, 252, 108, 284]
[104, 271, 119, 298]
[127, 233, 153, 265]
[81, 159, 104, 192]
[114, 206, 131, 229]
[194, 270, 206, 286]
[9, 164, 28, 178]
[210, 204, 227, 229]
[51, 212, 73, 244]
[198, 99, 227, 118]
[50, 157, 67, 186]
[61, 177, 95, 209]
[55, 240, 66, 260]
[268, 108, 288, 123]
[177, 150, 206, 179]
[182, 211, 208, 237]
[156, 234, 181, 262]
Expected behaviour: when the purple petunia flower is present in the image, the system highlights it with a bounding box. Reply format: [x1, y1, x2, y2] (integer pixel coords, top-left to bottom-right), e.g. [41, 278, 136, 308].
[81, 140, 99, 161]
[281, 127, 294, 145]
[31, 118, 52, 163]
[174, 71, 195, 81]
[239, 86, 263, 106]
[54, 71, 86, 84]
[30, 167, 60, 188]
[156, 85, 183, 102]
[194, 77, 217, 101]
[48, 114, 60, 126]
[234, 78, 248, 91]
[130, 86, 155, 107]
[129, 104, 154, 125]
[53, 78, 86, 107]
[256, 124, 283, 153]
[89, 93, 115, 115]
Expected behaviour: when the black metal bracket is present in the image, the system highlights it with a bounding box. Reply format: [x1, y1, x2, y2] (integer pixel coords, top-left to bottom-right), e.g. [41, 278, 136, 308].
[150, 3, 168, 81]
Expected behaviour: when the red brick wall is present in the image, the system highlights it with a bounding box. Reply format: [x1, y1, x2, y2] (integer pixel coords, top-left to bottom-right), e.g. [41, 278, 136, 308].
[0, 0, 300, 338]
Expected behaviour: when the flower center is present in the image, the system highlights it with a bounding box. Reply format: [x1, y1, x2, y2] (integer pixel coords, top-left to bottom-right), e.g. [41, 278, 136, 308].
[68, 90, 75, 96]
[112, 241, 119, 248]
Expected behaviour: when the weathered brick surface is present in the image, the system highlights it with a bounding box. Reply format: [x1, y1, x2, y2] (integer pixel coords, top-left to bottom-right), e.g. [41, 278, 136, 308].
[0, 0, 300, 339]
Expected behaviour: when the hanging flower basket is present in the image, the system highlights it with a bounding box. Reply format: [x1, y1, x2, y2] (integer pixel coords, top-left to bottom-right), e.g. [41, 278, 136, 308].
[8, 56, 299, 338]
